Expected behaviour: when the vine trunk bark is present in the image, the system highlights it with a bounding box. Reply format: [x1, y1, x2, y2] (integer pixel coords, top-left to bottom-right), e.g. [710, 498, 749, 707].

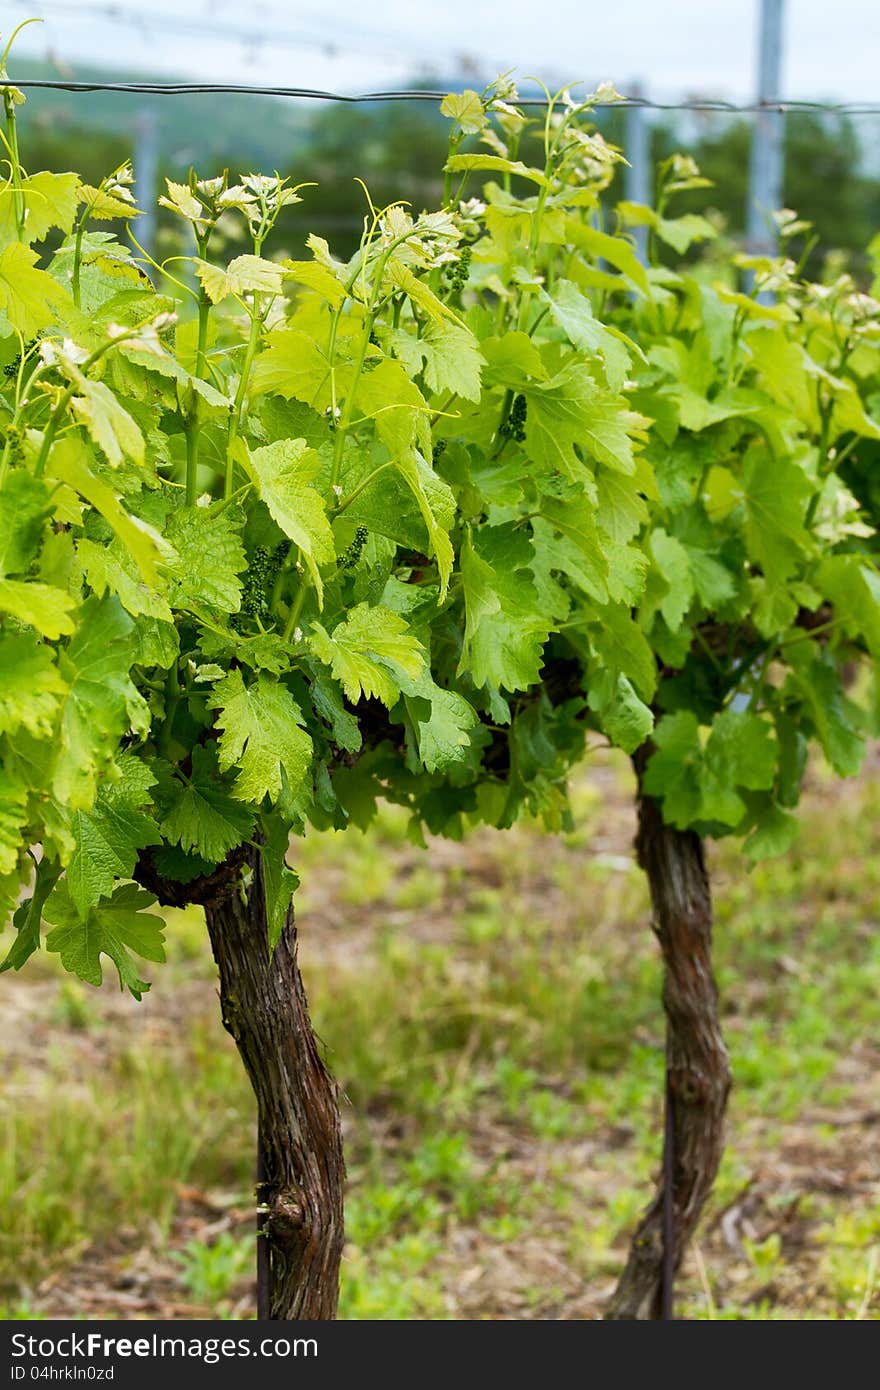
[202, 847, 345, 1319]
[605, 764, 732, 1319]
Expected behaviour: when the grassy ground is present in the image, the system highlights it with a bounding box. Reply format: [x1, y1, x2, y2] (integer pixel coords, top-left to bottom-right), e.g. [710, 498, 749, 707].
[1, 749, 879, 1320]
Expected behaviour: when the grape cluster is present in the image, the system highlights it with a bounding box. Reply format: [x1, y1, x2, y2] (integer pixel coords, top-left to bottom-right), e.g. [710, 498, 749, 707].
[3, 338, 37, 379]
[500, 393, 528, 443]
[237, 541, 291, 625]
[446, 244, 472, 296]
[338, 524, 369, 570]
[433, 439, 447, 460]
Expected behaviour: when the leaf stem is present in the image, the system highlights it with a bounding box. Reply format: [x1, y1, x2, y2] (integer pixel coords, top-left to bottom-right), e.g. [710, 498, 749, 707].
[282, 561, 309, 642]
[224, 292, 263, 499]
[2, 85, 25, 243]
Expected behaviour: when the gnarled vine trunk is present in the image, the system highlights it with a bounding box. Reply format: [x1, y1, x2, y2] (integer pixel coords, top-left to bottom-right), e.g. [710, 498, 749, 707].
[202, 847, 345, 1320]
[606, 767, 731, 1320]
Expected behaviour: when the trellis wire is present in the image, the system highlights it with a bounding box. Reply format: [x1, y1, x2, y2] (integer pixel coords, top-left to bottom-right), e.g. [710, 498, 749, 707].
[2, 79, 880, 114]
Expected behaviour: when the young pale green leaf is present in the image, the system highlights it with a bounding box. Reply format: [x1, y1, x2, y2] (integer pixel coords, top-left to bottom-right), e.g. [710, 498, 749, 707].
[0, 171, 80, 248]
[194, 254, 285, 304]
[439, 90, 487, 134]
[310, 603, 425, 707]
[0, 242, 70, 335]
[0, 636, 68, 739]
[69, 377, 145, 470]
[565, 220, 650, 294]
[0, 579, 76, 639]
[445, 153, 548, 187]
[283, 258, 347, 309]
[250, 328, 334, 410]
[47, 437, 162, 584]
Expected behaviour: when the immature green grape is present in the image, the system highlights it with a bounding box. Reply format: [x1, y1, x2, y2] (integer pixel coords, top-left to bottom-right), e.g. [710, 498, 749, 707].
[446, 244, 472, 296]
[235, 541, 292, 628]
[500, 393, 528, 443]
[338, 524, 369, 570]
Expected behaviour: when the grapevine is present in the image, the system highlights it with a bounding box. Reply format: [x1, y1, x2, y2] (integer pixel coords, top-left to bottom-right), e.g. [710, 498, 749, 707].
[1, 48, 879, 1322]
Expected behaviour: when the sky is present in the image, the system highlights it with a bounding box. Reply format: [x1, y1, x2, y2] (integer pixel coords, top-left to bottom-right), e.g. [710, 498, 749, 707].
[5, 0, 880, 104]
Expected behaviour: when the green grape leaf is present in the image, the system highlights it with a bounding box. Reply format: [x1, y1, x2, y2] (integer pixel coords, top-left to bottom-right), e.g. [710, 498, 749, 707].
[788, 658, 865, 777]
[386, 321, 483, 401]
[0, 768, 29, 876]
[0, 472, 51, 577]
[816, 554, 880, 658]
[213, 670, 313, 803]
[0, 579, 76, 639]
[525, 364, 646, 479]
[165, 504, 246, 614]
[309, 670, 362, 752]
[244, 439, 335, 603]
[531, 499, 608, 604]
[650, 529, 694, 631]
[162, 746, 254, 862]
[78, 538, 173, 622]
[66, 754, 162, 918]
[743, 451, 813, 586]
[539, 280, 634, 391]
[47, 437, 163, 584]
[0, 241, 70, 335]
[591, 603, 657, 703]
[744, 802, 800, 862]
[69, 377, 145, 469]
[44, 881, 165, 1000]
[399, 671, 480, 772]
[310, 603, 425, 707]
[705, 708, 777, 793]
[53, 597, 146, 810]
[459, 525, 552, 693]
[588, 670, 653, 754]
[0, 635, 68, 738]
[642, 710, 703, 827]
[260, 814, 300, 950]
